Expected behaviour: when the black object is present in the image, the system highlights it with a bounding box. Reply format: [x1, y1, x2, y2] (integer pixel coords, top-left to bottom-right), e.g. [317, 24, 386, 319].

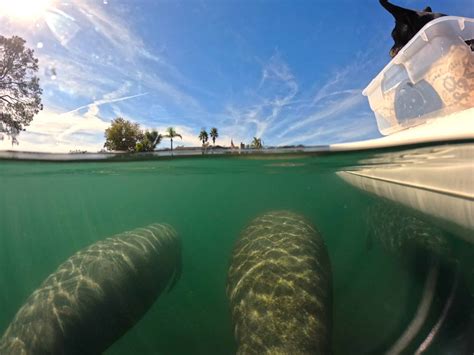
[380, 0, 445, 58]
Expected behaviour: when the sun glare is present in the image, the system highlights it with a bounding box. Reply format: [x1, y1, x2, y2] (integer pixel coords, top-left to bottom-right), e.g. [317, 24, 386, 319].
[0, 0, 53, 21]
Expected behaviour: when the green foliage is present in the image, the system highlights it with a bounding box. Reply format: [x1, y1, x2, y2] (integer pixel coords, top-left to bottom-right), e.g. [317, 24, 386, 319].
[135, 141, 144, 152]
[163, 127, 182, 151]
[209, 127, 218, 145]
[0, 35, 43, 142]
[164, 127, 181, 139]
[251, 137, 263, 149]
[136, 130, 162, 152]
[198, 129, 208, 145]
[103, 118, 143, 152]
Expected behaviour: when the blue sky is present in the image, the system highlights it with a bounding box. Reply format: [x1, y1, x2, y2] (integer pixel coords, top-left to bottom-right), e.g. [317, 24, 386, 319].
[0, 0, 472, 152]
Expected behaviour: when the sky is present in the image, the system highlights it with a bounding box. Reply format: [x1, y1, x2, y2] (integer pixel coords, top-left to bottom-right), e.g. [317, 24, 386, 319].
[0, 0, 473, 152]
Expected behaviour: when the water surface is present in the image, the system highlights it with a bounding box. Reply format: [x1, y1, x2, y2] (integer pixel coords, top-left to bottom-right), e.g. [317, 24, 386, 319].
[1, 142, 472, 354]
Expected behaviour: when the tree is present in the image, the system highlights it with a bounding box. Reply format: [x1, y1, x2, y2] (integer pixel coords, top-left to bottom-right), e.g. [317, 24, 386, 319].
[251, 137, 263, 149]
[0, 35, 43, 142]
[198, 128, 209, 154]
[209, 127, 218, 145]
[198, 128, 208, 145]
[136, 130, 162, 152]
[163, 127, 182, 153]
[104, 117, 142, 152]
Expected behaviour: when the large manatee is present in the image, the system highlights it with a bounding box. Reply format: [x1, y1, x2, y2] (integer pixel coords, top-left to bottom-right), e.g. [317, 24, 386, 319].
[0, 223, 181, 354]
[227, 211, 332, 354]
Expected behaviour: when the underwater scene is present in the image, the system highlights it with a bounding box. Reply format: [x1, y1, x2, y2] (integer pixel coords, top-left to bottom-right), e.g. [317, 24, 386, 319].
[0, 142, 472, 355]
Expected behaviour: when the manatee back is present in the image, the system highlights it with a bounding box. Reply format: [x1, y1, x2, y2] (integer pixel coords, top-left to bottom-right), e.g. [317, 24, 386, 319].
[227, 211, 332, 354]
[0, 223, 181, 354]
[366, 202, 451, 261]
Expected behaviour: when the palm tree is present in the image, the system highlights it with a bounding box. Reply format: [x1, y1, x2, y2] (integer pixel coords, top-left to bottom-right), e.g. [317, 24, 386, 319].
[251, 137, 263, 149]
[198, 129, 209, 146]
[163, 127, 182, 153]
[135, 130, 162, 152]
[145, 130, 162, 150]
[209, 127, 218, 146]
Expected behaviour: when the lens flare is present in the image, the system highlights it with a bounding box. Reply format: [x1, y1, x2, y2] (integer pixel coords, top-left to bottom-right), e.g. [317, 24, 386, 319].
[0, 0, 53, 21]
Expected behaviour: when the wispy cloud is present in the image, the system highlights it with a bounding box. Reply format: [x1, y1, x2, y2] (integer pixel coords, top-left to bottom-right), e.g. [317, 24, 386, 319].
[71, 2, 201, 109]
[279, 90, 365, 136]
[3, 1, 202, 113]
[218, 50, 377, 146]
[278, 112, 378, 146]
[220, 53, 299, 143]
[65, 91, 149, 116]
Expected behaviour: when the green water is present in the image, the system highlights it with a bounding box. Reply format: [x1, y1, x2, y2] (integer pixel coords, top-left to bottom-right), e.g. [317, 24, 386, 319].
[0, 143, 472, 354]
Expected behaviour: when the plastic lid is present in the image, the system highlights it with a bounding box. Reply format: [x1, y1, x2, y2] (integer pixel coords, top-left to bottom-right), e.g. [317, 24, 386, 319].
[363, 16, 474, 97]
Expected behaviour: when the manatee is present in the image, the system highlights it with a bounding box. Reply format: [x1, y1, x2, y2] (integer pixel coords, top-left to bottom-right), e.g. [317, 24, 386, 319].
[366, 201, 452, 261]
[0, 223, 181, 354]
[227, 211, 332, 354]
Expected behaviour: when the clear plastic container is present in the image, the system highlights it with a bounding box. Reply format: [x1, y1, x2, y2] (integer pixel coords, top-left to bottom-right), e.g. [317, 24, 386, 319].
[363, 16, 474, 136]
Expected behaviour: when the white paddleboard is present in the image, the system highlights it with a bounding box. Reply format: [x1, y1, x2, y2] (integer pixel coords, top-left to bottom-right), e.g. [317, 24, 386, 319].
[330, 107, 474, 151]
[333, 108, 474, 242]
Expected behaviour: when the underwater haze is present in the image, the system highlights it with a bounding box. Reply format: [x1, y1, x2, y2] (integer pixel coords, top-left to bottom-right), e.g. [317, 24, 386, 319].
[0, 142, 473, 354]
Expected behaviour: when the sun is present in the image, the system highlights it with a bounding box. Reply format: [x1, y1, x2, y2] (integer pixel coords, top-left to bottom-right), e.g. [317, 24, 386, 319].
[0, 0, 53, 21]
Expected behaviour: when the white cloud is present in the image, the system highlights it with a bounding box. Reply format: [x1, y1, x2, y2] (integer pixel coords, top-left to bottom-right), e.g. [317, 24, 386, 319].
[279, 90, 365, 137]
[70, 2, 201, 108]
[7, 1, 202, 111]
[65, 89, 148, 116]
[0, 83, 151, 153]
[0, 108, 109, 153]
[217, 52, 377, 146]
[220, 53, 299, 143]
[278, 113, 378, 146]
[76, 2, 161, 64]
[153, 125, 201, 148]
